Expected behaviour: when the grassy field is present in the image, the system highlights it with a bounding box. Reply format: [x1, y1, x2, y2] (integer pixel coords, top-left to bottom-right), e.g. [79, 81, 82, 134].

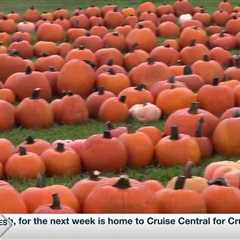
[0, 0, 239, 191]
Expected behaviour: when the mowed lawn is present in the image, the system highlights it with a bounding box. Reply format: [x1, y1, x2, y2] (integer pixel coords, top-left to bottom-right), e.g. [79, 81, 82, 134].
[0, 0, 239, 191]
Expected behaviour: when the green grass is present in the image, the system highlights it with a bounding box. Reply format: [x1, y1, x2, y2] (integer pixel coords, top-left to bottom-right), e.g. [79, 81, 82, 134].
[0, 0, 240, 191]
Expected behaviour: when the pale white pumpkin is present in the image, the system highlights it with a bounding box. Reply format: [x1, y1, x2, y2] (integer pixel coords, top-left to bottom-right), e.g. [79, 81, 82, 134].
[129, 103, 161, 122]
[178, 14, 192, 25]
[17, 21, 35, 33]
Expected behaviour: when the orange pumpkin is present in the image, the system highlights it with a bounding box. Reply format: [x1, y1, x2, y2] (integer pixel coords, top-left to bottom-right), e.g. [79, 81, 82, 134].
[34, 41, 59, 57]
[16, 88, 54, 129]
[67, 28, 87, 42]
[8, 40, 34, 59]
[0, 100, 15, 131]
[212, 10, 231, 26]
[57, 59, 96, 98]
[0, 16, 17, 34]
[34, 193, 75, 213]
[209, 47, 232, 67]
[98, 96, 129, 123]
[197, 78, 235, 117]
[24, 6, 40, 22]
[96, 59, 127, 76]
[104, 7, 125, 28]
[90, 25, 108, 38]
[129, 58, 170, 89]
[81, 131, 127, 171]
[5, 147, 45, 179]
[43, 67, 59, 95]
[103, 32, 126, 51]
[173, 0, 194, 16]
[157, 21, 180, 37]
[0, 138, 15, 164]
[155, 126, 201, 167]
[137, 126, 162, 145]
[58, 42, 73, 58]
[119, 132, 154, 168]
[225, 57, 240, 80]
[226, 15, 240, 35]
[164, 102, 219, 137]
[119, 85, 153, 108]
[5, 66, 52, 100]
[0, 88, 15, 103]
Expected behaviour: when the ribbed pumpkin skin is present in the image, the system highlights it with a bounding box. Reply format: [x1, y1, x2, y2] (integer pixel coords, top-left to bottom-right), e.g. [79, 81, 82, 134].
[57, 60, 96, 98]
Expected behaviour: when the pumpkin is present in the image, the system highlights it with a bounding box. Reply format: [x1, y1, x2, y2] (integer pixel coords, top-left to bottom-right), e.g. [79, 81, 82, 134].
[105, 122, 128, 138]
[155, 125, 201, 166]
[70, 13, 90, 29]
[139, 11, 158, 24]
[220, 107, 240, 121]
[203, 178, 240, 213]
[65, 46, 96, 64]
[138, 2, 156, 13]
[193, 9, 211, 26]
[7, 11, 22, 22]
[43, 67, 60, 95]
[5, 66, 52, 100]
[212, 10, 230, 26]
[73, 33, 104, 52]
[5, 147, 45, 179]
[24, 6, 40, 22]
[104, 8, 125, 29]
[119, 132, 154, 168]
[179, 26, 208, 48]
[81, 130, 127, 172]
[167, 161, 208, 193]
[129, 103, 161, 122]
[89, 16, 104, 27]
[98, 96, 129, 123]
[157, 3, 174, 16]
[0, 17, 17, 34]
[209, 31, 237, 50]
[160, 13, 177, 23]
[16, 88, 54, 129]
[225, 56, 240, 80]
[126, 24, 157, 52]
[226, 15, 240, 35]
[192, 55, 224, 84]
[96, 59, 127, 76]
[18, 136, 51, 156]
[218, 0, 233, 13]
[90, 25, 108, 38]
[173, 0, 194, 16]
[164, 102, 219, 137]
[41, 142, 81, 176]
[0, 52, 27, 83]
[17, 21, 35, 33]
[209, 47, 232, 67]
[124, 45, 149, 71]
[152, 176, 206, 213]
[8, 40, 34, 59]
[86, 87, 115, 118]
[0, 88, 15, 103]
[178, 13, 193, 25]
[129, 58, 170, 89]
[115, 25, 133, 37]
[34, 193, 75, 213]
[0, 100, 15, 131]
[97, 68, 130, 95]
[122, 7, 136, 17]
[0, 32, 10, 45]
[150, 45, 180, 66]
[53, 8, 70, 19]
[206, 24, 223, 35]
[0, 42, 7, 54]
[157, 21, 180, 37]
[0, 181, 27, 213]
[103, 32, 126, 51]
[51, 92, 88, 124]
[213, 111, 240, 156]
[71, 171, 104, 207]
[119, 84, 153, 108]
[197, 78, 235, 117]
[83, 175, 158, 213]
[135, 19, 157, 34]
[194, 118, 213, 158]
[34, 41, 59, 57]
[175, 65, 205, 92]
[137, 126, 162, 145]
[54, 17, 71, 30]
[180, 40, 210, 65]
[57, 59, 96, 98]
[95, 47, 124, 66]
[0, 138, 15, 164]
[67, 28, 87, 42]
[58, 42, 73, 58]
[156, 86, 196, 116]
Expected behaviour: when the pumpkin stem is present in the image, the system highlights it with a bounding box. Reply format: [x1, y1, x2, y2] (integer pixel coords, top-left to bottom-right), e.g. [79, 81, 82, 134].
[66, 91, 73, 96]
[83, 60, 96, 68]
[9, 49, 19, 56]
[188, 102, 199, 114]
[112, 32, 119, 36]
[183, 161, 194, 178]
[36, 174, 46, 188]
[25, 66, 32, 75]
[183, 65, 193, 75]
[212, 78, 219, 86]
[97, 86, 105, 95]
[135, 84, 145, 91]
[103, 130, 112, 139]
[219, 31, 226, 37]
[174, 176, 186, 190]
[195, 117, 204, 137]
[113, 175, 131, 189]
[138, 23, 144, 29]
[89, 170, 101, 180]
[56, 142, 65, 152]
[49, 66, 55, 72]
[31, 88, 41, 99]
[170, 125, 180, 140]
[147, 58, 155, 65]
[208, 177, 228, 186]
[233, 110, 240, 118]
[50, 193, 61, 210]
[129, 43, 139, 52]
[107, 59, 114, 66]
[190, 39, 196, 46]
[119, 95, 126, 103]
[168, 76, 176, 83]
[108, 68, 115, 75]
[79, 45, 85, 50]
[203, 54, 210, 61]
[106, 121, 114, 130]
[19, 147, 27, 156]
[26, 136, 35, 144]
